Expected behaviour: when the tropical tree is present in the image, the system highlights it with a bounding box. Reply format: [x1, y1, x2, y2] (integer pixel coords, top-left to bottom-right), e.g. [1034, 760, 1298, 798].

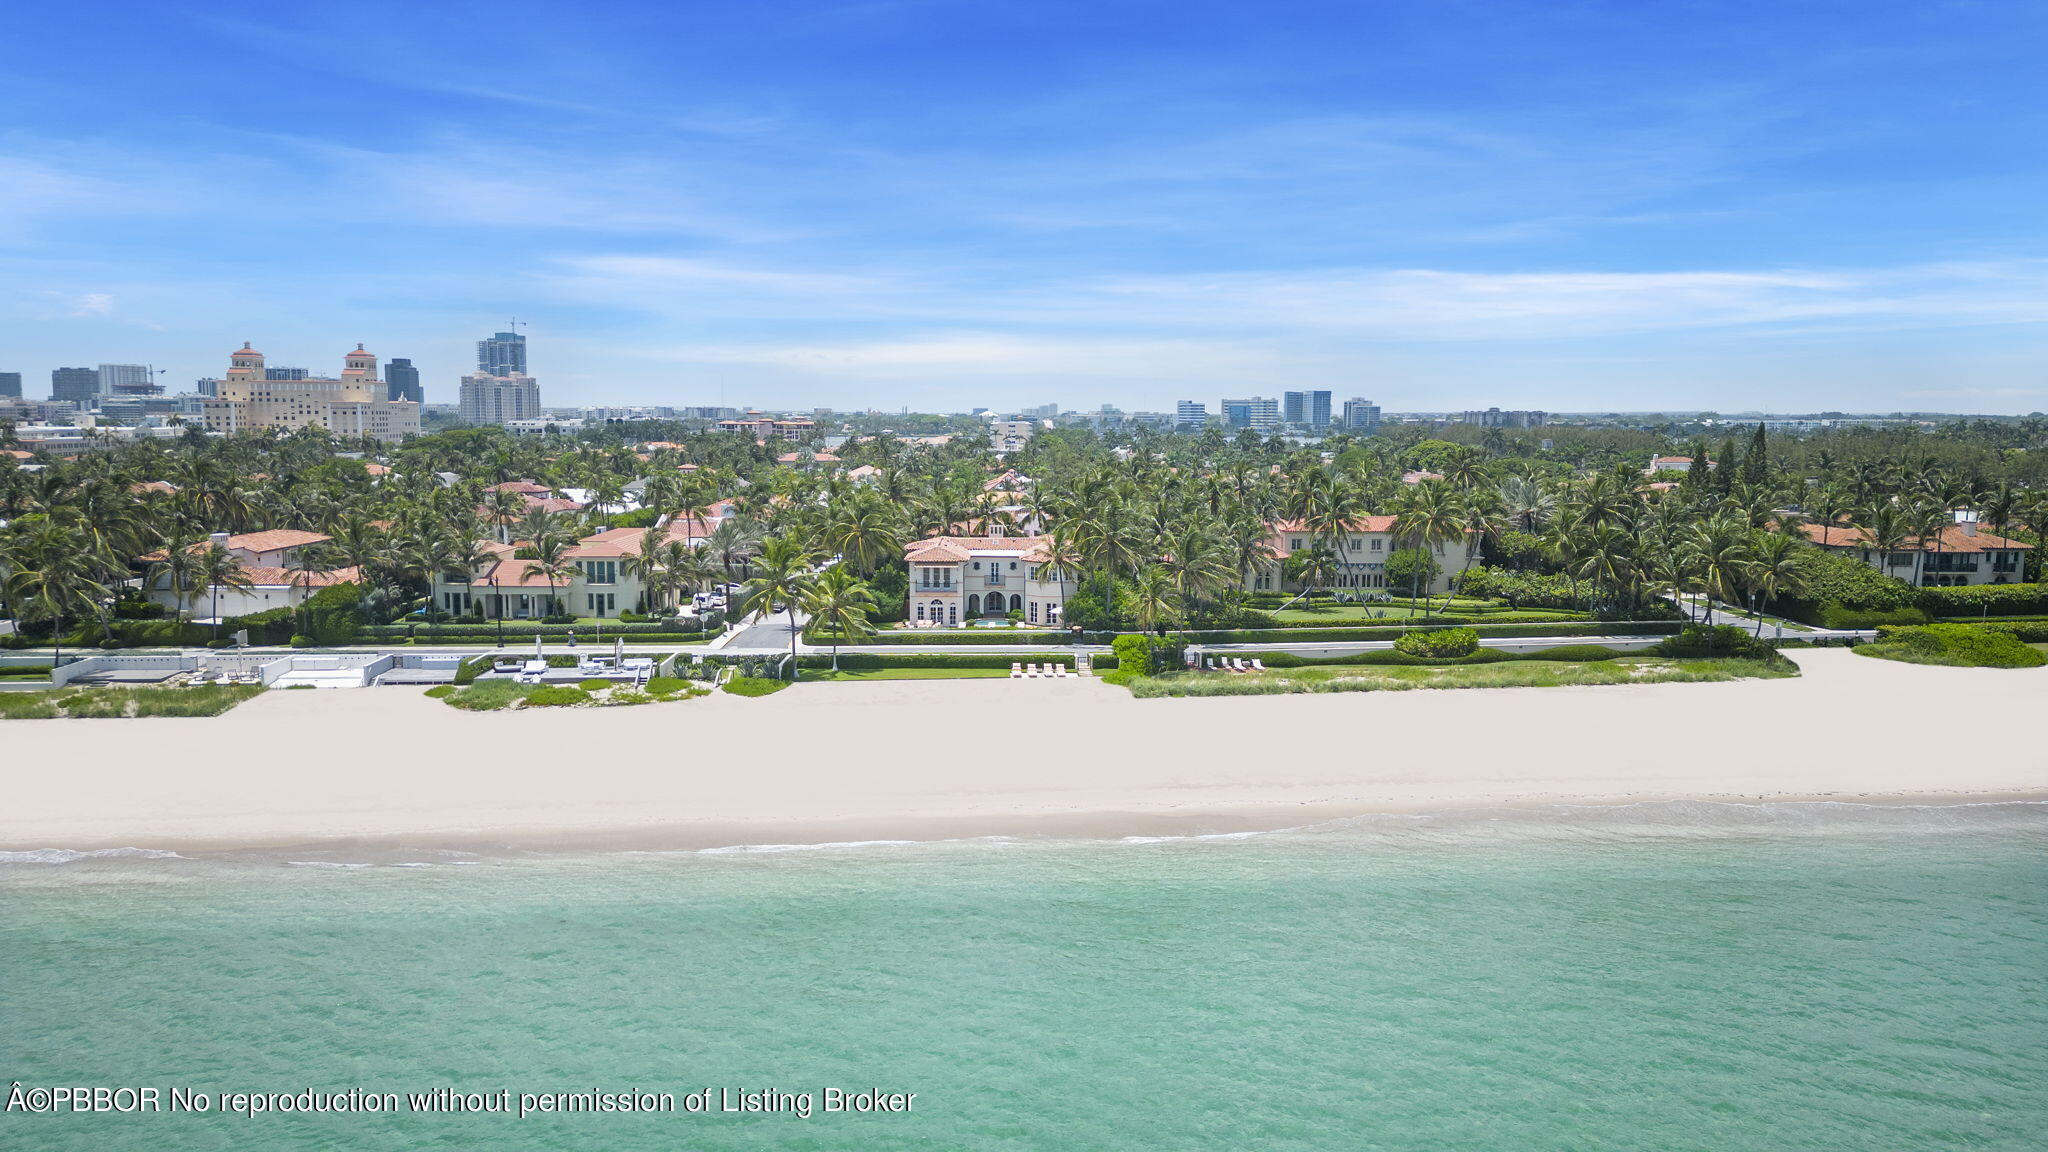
[193, 543, 255, 642]
[3, 521, 115, 666]
[802, 564, 877, 671]
[741, 534, 817, 673]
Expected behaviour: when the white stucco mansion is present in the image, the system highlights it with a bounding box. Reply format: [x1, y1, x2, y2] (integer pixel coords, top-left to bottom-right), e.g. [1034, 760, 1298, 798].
[902, 536, 1069, 626]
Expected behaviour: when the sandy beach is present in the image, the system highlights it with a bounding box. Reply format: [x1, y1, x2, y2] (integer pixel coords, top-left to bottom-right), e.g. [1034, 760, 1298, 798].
[2, 648, 2042, 853]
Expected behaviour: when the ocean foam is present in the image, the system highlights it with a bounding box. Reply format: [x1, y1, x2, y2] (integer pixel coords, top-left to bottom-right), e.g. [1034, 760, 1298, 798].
[0, 847, 185, 865]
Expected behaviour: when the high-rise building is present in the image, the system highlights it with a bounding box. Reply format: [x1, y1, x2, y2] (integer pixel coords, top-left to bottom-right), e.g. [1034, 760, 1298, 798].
[1175, 400, 1207, 429]
[1462, 408, 1547, 428]
[477, 330, 527, 376]
[458, 372, 543, 425]
[201, 343, 421, 442]
[97, 363, 157, 396]
[263, 367, 310, 381]
[1221, 396, 1280, 432]
[1342, 398, 1382, 433]
[51, 367, 98, 406]
[1282, 390, 1333, 428]
[0, 372, 20, 399]
[385, 358, 423, 403]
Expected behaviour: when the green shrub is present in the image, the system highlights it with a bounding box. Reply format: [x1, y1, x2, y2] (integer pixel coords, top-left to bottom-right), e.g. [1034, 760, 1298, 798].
[452, 655, 492, 685]
[1394, 627, 1479, 658]
[1980, 621, 2048, 643]
[1653, 624, 1777, 661]
[606, 689, 654, 705]
[645, 676, 688, 695]
[1110, 634, 1185, 676]
[1914, 582, 2048, 618]
[722, 675, 789, 697]
[522, 685, 592, 707]
[578, 678, 614, 692]
[1816, 605, 1929, 630]
[423, 685, 455, 698]
[0, 664, 54, 680]
[1857, 624, 2047, 669]
[1771, 549, 1917, 624]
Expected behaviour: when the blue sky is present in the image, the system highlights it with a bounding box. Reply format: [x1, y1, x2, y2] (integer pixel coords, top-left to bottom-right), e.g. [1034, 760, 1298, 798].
[4, 0, 2047, 413]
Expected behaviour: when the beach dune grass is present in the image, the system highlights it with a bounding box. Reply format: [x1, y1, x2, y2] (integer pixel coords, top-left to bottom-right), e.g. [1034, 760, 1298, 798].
[0, 684, 263, 719]
[801, 667, 1016, 682]
[1123, 656, 1792, 698]
[722, 675, 791, 697]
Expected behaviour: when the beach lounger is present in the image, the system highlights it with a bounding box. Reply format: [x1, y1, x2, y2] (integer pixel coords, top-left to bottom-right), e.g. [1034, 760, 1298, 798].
[1010, 662, 1023, 678]
[1062, 665, 1076, 678]
[1250, 659, 1266, 672]
[1232, 658, 1249, 672]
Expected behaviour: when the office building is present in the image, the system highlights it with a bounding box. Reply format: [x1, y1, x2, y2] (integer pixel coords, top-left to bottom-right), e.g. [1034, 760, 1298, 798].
[1283, 390, 1333, 428]
[51, 367, 98, 406]
[1342, 398, 1382, 433]
[0, 372, 20, 399]
[459, 372, 543, 425]
[1175, 400, 1207, 429]
[1221, 396, 1280, 433]
[477, 330, 527, 376]
[386, 358, 424, 403]
[1462, 408, 1547, 429]
[200, 343, 421, 442]
[98, 363, 158, 396]
[263, 367, 310, 381]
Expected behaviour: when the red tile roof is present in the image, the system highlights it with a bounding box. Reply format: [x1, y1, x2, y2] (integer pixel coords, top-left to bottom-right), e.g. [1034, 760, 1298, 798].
[1797, 522, 2030, 554]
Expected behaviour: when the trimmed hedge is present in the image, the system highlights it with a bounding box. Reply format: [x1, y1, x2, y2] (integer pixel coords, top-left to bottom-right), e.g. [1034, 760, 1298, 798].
[1980, 621, 2048, 642]
[1814, 605, 1930, 630]
[822, 629, 1072, 646]
[362, 620, 704, 638]
[1175, 620, 1684, 644]
[1913, 582, 2048, 618]
[1394, 627, 1479, 658]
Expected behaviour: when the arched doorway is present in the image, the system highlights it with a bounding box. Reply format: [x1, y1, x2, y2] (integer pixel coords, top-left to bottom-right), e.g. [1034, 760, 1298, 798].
[1009, 594, 1022, 613]
[966, 594, 982, 616]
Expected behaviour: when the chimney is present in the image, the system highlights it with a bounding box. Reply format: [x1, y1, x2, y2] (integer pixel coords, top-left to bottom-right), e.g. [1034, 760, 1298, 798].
[1954, 509, 1978, 537]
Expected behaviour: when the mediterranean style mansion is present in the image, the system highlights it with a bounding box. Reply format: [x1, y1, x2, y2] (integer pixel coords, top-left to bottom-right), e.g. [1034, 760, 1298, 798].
[901, 516, 1480, 623]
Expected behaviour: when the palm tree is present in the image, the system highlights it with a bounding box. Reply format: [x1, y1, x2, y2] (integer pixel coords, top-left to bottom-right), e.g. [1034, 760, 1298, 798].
[802, 565, 877, 671]
[1130, 565, 1179, 634]
[704, 517, 765, 594]
[146, 536, 207, 622]
[741, 535, 817, 674]
[284, 541, 344, 639]
[1742, 531, 1808, 635]
[1392, 483, 1466, 614]
[3, 521, 114, 667]
[522, 534, 576, 620]
[1032, 522, 1086, 627]
[193, 543, 255, 643]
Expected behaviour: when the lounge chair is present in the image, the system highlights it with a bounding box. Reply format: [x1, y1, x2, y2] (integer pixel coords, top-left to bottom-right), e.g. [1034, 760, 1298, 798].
[1250, 658, 1266, 672]
[1233, 658, 1249, 673]
[1010, 662, 1023, 678]
[1062, 665, 1076, 679]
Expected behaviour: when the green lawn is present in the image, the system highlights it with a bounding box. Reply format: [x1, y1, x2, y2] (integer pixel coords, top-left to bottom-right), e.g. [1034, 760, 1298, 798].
[801, 667, 1016, 682]
[1121, 656, 1793, 698]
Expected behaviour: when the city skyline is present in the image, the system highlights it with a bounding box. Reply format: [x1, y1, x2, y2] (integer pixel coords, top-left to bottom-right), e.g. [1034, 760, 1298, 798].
[5, 3, 2048, 413]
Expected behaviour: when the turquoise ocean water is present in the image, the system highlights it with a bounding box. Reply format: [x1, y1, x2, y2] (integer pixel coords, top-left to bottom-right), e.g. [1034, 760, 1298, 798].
[2, 801, 2045, 1150]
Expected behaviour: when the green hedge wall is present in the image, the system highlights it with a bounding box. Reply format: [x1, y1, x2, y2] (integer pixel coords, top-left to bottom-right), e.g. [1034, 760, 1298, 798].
[1235, 645, 1635, 669]
[791, 652, 1111, 670]
[1913, 583, 2048, 618]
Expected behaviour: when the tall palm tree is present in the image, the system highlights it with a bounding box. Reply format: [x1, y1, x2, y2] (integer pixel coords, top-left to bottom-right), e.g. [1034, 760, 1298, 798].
[522, 534, 577, 619]
[3, 521, 114, 666]
[1130, 565, 1179, 635]
[1032, 522, 1086, 627]
[802, 565, 877, 671]
[147, 536, 207, 622]
[1742, 531, 1808, 635]
[1391, 483, 1467, 614]
[284, 541, 344, 639]
[741, 535, 817, 673]
[194, 544, 255, 642]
